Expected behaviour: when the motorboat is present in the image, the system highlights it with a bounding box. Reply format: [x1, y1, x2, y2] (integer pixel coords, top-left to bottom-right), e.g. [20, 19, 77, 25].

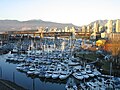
[81, 71, 89, 79]
[16, 63, 25, 70]
[52, 71, 60, 79]
[39, 71, 45, 78]
[88, 73, 94, 77]
[59, 71, 70, 80]
[72, 72, 84, 80]
[17, 56, 25, 62]
[27, 67, 35, 75]
[65, 78, 77, 90]
[45, 71, 53, 78]
[33, 69, 40, 76]
[93, 69, 101, 76]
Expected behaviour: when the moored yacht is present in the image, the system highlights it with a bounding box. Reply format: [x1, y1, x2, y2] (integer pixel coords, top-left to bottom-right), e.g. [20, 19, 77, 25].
[65, 78, 77, 90]
[27, 67, 35, 75]
[81, 71, 89, 79]
[45, 71, 53, 78]
[72, 72, 84, 80]
[59, 70, 71, 80]
[52, 71, 60, 79]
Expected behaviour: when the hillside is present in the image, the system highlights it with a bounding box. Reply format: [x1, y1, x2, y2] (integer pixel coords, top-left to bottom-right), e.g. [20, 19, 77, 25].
[89, 19, 117, 26]
[0, 19, 77, 32]
[0, 19, 119, 32]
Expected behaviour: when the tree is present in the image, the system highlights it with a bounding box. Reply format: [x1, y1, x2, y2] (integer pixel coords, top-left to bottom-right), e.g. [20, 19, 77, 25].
[104, 33, 120, 76]
[104, 33, 120, 62]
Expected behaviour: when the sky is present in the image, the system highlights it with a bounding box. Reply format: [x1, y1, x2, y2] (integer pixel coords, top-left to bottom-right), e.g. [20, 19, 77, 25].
[0, 0, 120, 26]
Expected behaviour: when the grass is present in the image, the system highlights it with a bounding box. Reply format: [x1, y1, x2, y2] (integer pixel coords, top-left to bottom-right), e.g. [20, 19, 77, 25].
[102, 61, 120, 76]
[76, 52, 120, 76]
[76, 52, 99, 61]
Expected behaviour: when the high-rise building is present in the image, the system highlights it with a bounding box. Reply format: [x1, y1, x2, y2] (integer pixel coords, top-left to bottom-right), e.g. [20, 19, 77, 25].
[38, 27, 44, 32]
[70, 27, 75, 32]
[116, 19, 120, 32]
[106, 20, 113, 33]
[70, 27, 76, 38]
[93, 22, 99, 33]
[82, 25, 86, 32]
[99, 26, 103, 32]
[87, 26, 90, 32]
[65, 26, 69, 32]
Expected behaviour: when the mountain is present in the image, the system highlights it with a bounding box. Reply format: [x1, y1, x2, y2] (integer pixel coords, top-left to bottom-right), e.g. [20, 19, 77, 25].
[0, 19, 77, 32]
[88, 20, 107, 26]
[0, 19, 119, 32]
[88, 19, 117, 26]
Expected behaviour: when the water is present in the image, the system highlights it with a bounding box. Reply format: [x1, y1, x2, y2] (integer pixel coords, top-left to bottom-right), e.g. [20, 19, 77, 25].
[0, 54, 65, 90]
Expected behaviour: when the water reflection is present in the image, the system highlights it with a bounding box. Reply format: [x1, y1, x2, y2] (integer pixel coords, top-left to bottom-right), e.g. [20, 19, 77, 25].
[0, 54, 66, 90]
[1, 53, 119, 90]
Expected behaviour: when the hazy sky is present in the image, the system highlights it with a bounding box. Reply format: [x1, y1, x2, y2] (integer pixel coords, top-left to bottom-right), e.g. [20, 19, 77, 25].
[0, 0, 119, 26]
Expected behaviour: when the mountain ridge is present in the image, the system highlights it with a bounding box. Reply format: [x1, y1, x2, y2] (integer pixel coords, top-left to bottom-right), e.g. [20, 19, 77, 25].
[0, 19, 76, 32]
[0, 19, 119, 32]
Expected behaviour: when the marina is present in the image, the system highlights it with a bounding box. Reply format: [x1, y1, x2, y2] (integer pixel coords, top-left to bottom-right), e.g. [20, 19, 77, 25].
[0, 37, 120, 90]
[0, 0, 120, 89]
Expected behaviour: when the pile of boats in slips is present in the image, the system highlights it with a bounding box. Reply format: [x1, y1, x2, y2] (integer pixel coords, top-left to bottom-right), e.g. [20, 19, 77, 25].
[5, 50, 120, 89]
[5, 50, 102, 81]
[79, 77, 120, 90]
[16, 62, 101, 80]
[65, 76, 120, 90]
[17, 65, 71, 80]
[65, 77, 120, 90]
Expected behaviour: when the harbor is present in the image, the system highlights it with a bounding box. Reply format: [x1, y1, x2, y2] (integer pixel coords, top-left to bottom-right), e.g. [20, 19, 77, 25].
[0, 35, 120, 90]
[1, 0, 120, 89]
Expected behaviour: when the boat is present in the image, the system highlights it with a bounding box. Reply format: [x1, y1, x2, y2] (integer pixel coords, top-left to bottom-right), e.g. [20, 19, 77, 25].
[17, 56, 25, 62]
[68, 60, 80, 66]
[92, 68, 101, 76]
[81, 71, 89, 79]
[86, 78, 106, 90]
[6, 54, 15, 62]
[16, 66, 24, 71]
[27, 67, 35, 75]
[79, 83, 87, 90]
[39, 71, 45, 78]
[16, 63, 25, 70]
[11, 48, 18, 53]
[22, 66, 30, 73]
[33, 69, 40, 76]
[86, 81, 100, 90]
[72, 72, 84, 80]
[65, 78, 77, 90]
[59, 71, 70, 80]
[52, 71, 60, 79]
[104, 79, 115, 89]
[45, 71, 53, 78]
[88, 73, 94, 77]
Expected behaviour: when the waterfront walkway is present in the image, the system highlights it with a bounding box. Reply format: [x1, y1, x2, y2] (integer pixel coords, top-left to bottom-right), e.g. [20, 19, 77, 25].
[0, 79, 27, 90]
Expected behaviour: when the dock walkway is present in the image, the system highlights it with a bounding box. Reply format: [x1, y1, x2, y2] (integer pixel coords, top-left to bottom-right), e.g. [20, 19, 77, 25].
[0, 79, 27, 90]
